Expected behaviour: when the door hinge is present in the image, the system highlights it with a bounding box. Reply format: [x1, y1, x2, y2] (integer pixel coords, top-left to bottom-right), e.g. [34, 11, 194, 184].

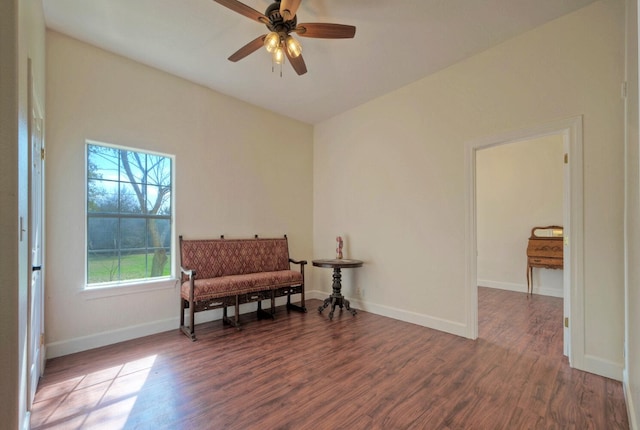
[564, 153, 568, 164]
[19, 216, 25, 242]
[622, 81, 628, 99]
[564, 317, 569, 328]
[40, 333, 45, 346]
[40, 147, 45, 161]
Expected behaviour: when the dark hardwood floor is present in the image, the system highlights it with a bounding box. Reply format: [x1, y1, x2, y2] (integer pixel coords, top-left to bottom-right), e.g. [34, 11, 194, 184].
[31, 288, 629, 429]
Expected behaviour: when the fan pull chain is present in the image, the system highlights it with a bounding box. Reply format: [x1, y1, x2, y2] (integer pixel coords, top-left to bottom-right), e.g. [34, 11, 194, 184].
[271, 58, 284, 78]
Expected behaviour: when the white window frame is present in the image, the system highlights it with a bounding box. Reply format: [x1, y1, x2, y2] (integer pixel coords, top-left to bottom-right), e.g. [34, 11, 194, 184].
[84, 139, 176, 292]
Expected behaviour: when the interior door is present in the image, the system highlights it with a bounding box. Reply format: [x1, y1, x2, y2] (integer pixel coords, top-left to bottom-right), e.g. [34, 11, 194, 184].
[27, 66, 45, 407]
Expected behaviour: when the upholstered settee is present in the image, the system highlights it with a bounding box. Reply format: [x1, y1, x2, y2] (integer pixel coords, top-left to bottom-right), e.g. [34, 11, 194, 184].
[179, 235, 307, 340]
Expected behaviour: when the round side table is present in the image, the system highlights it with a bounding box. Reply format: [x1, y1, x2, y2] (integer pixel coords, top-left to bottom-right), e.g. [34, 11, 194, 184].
[312, 259, 363, 320]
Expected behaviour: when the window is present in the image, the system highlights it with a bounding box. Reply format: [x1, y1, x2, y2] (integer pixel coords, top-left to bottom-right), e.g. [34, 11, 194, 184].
[86, 141, 173, 286]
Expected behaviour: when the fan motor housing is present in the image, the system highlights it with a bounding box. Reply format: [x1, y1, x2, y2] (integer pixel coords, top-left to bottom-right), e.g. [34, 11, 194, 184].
[265, 1, 297, 33]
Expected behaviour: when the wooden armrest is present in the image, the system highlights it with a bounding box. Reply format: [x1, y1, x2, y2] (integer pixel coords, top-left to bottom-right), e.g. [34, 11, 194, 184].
[180, 266, 196, 279]
[289, 258, 307, 266]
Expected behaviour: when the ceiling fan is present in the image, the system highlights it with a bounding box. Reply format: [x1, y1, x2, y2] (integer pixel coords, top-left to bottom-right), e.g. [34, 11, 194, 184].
[213, 0, 356, 75]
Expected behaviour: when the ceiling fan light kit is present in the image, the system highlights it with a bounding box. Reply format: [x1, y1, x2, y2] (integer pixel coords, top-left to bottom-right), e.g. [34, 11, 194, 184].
[213, 0, 356, 76]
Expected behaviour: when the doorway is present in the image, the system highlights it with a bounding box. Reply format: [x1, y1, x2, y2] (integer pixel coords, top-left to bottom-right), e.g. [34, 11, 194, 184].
[464, 116, 584, 367]
[476, 135, 564, 298]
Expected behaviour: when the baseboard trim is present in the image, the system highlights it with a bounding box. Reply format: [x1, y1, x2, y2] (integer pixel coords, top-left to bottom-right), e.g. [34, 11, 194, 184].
[581, 353, 624, 381]
[46, 317, 178, 358]
[310, 291, 468, 338]
[47, 291, 472, 358]
[47, 295, 302, 358]
[478, 279, 563, 298]
[23, 412, 30, 430]
[49, 289, 579, 360]
[623, 369, 638, 430]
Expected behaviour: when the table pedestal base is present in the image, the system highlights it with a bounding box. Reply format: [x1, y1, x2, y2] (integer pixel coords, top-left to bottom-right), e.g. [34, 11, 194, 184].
[317, 267, 357, 320]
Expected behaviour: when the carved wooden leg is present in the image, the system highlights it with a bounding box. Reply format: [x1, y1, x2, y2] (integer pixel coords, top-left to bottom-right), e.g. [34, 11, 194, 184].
[328, 296, 338, 320]
[343, 298, 357, 316]
[179, 298, 196, 341]
[271, 290, 276, 316]
[286, 285, 307, 313]
[223, 297, 242, 329]
[234, 296, 240, 327]
[257, 297, 275, 320]
[300, 285, 306, 311]
[187, 299, 196, 341]
[179, 297, 185, 328]
[318, 297, 331, 313]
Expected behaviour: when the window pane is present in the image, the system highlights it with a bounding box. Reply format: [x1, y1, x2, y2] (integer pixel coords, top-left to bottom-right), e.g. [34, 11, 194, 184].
[148, 219, 170, 277]
[86, 141, 173, 285]
[87, 178, 105, 212]
[120, 182, 143, 214]
[146, 184, 171, 214]
[88, 179, 119, 213]
[119, 150, 145, 184]
[88, 251, 121, 284]
[88, 145, 119, 180]
[88, 217, 118, 251]
[118, 249, 148, 281]
[121, 218, 146, 250]
[88, 217, 120, 283]
[146, 155, 171, 187]
[149, 218, 171, 248]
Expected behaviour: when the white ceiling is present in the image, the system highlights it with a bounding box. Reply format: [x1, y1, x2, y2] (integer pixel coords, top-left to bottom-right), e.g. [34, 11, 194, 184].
[43, 0, 598, 124]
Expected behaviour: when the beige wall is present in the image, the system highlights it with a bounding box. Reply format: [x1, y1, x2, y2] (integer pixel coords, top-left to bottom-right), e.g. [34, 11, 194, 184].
[477, 136, 563, 296]
[45, 31, 314, 357]
[0, 2, 23, 427]
[314, 0, 625, 379]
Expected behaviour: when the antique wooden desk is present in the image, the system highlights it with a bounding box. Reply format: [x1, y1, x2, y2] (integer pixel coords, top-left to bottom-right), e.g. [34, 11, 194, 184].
[526, 226, 563, 295]
[313, 259, 363, 320]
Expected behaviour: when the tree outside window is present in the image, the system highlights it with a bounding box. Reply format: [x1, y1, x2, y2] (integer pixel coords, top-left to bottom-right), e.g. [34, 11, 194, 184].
[86, 142, 173, 285]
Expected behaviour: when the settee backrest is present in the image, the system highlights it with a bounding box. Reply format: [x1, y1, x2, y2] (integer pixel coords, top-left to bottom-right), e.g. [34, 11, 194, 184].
[179, 237, 291, 279]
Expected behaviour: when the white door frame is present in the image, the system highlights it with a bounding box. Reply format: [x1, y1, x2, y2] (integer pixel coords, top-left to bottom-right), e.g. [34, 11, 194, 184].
[27, 59, 45, 411]
[464, 116, 584, 368]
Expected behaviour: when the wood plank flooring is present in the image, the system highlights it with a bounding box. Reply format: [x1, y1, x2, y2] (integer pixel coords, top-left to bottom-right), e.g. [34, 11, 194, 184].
[31, 288, 629, 429]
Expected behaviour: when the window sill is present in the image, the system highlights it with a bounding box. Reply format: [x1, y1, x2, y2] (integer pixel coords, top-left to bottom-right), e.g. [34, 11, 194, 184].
[81, 278, 178, 300]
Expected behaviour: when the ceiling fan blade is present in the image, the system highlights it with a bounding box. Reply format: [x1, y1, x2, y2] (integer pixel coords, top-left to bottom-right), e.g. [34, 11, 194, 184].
[286, 51, 307, 75]
[228, 34, 267, 62]
[294, 23, 356, 39]
[280, 0, 302, 21]
[213, 0, 268, 24]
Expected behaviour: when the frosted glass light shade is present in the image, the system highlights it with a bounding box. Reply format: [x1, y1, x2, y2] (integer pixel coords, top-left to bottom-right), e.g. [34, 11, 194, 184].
[285, 35, 302, 58]
[264, 32, 280, 53]
[273, 46, 285, 64]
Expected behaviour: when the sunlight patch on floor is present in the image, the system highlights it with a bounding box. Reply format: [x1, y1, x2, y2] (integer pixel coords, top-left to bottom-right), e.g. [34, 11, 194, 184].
[31, 354, 158, 429]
